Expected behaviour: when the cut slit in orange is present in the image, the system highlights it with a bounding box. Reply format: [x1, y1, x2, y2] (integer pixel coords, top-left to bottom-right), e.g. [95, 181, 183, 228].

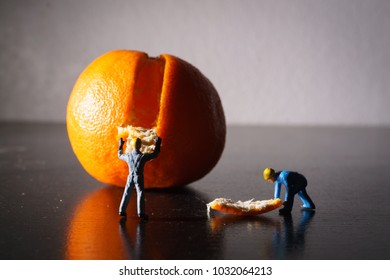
[126, 57, 164, 128]
[207, 198, 283, 216]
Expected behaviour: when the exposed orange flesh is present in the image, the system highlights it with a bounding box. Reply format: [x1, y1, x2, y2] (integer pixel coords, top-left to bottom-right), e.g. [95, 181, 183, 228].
[125, 57, 164, 128]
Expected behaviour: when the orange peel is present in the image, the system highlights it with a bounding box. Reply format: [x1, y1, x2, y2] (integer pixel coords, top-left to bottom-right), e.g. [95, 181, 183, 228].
[207, 198, 283, 216]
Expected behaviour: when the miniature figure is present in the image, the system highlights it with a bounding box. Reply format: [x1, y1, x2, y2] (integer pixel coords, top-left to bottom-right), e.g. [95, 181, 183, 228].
[118, 136, 162, 219]
[263, 168, 315, 215]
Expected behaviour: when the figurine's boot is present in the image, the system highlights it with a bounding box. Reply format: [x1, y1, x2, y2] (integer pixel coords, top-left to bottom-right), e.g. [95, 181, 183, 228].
[298, 189, 315, 210]
[138, 213, 148, 220]
[279, 197, 293, 215]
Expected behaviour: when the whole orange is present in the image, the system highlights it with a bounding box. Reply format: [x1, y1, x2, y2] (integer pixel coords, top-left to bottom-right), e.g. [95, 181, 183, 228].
[66, 50, 226, 188]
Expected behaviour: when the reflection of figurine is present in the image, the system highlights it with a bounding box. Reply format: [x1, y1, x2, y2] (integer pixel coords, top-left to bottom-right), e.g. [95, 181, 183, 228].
[271, 211, 315, 259]
[263, 168, 315, 215]
[118, 137, 162, 219]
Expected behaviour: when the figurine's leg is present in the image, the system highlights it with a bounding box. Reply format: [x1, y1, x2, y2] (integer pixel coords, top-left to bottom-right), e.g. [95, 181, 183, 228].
[298, 189, 315, 210]
[134, 177, 146, 217]
[283, 196, 294, 212]
[119, 176, 134, 215]
[135, 184, 145, 216]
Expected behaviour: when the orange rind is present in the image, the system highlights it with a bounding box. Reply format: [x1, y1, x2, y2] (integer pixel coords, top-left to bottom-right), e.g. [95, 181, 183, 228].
[207, 198, 283, 216]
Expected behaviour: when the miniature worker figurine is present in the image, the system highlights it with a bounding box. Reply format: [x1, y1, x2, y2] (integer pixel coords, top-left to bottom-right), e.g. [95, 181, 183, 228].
[118, 136, 162, 219]
[263, 168, 315, 215]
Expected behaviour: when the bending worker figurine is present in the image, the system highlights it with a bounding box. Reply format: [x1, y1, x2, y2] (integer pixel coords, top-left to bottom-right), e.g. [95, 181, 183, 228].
[118, 136, 162, 219]
[263, 168, 315, 215]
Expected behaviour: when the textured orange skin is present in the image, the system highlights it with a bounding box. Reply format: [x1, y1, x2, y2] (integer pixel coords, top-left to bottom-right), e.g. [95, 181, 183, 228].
[66, 50, 226, 188]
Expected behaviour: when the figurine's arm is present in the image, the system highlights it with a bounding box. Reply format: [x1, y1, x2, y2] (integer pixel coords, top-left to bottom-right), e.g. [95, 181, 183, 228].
[118, 138, 126, 159]
[274, 182, 281, 199]
[144, 136, 162, 160]
[284, 188, 290, 202]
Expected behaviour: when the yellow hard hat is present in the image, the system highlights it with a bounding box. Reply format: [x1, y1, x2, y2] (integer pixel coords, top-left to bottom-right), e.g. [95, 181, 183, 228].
[263, 168, 275, 180]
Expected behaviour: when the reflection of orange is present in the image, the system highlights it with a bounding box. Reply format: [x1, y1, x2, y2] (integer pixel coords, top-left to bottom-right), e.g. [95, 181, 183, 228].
[66, 50, 226, 188]
[66, 186, 128, 259]
[66, 186, 220, 259]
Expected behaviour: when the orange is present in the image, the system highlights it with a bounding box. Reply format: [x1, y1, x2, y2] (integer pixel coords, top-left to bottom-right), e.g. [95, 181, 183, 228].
[66, 50, 225, 188]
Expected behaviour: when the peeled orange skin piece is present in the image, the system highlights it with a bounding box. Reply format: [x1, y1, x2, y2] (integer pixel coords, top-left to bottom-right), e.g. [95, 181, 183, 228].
[66, 50, 226, 188]
[208, 198, 283, 216]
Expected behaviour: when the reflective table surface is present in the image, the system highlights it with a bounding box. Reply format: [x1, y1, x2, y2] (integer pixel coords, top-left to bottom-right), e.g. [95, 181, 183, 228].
[1, 123, 389, 259]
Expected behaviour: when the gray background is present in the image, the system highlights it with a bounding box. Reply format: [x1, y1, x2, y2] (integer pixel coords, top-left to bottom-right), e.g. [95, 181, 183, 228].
[1, 0, 389, 126]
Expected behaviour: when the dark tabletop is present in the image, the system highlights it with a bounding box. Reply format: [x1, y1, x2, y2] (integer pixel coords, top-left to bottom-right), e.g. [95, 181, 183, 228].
[1, 122, 389, 260]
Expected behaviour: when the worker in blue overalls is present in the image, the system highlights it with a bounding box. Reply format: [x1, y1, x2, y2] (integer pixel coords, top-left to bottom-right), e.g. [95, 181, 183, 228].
[263, 168, 315, 215]
[118, 136, 162, 219]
